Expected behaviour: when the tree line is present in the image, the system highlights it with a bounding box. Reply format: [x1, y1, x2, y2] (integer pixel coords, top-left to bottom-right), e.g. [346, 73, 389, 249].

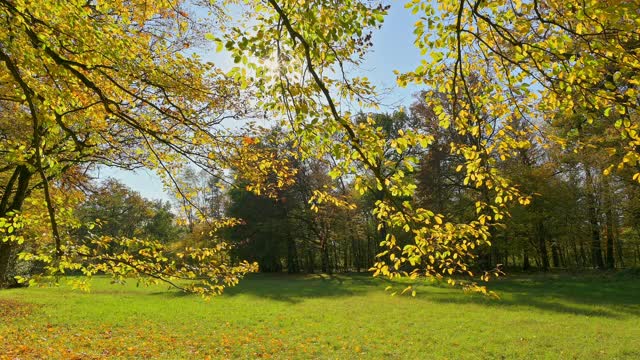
[45, 92, 640, 277]
[221, 95, 640, 274]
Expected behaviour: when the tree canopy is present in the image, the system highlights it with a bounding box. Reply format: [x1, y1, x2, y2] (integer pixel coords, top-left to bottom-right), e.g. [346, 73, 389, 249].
[0, 0, 257, 295]
[216, 0, 639, 291]
[1, 0, 638, 295]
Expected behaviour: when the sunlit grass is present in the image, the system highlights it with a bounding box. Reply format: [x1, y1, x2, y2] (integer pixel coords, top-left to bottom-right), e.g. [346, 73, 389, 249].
[1, 272, 639, 359]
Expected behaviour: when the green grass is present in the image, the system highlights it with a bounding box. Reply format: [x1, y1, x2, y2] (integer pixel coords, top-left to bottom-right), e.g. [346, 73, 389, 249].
[1, 272, 639, 359]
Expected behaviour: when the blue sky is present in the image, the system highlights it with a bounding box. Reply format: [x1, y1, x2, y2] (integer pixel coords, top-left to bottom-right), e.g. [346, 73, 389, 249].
[101, 3, 421, 202]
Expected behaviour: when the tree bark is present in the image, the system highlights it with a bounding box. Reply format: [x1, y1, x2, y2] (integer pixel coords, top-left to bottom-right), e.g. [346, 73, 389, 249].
[286, 235, 299, 274]
[320, 238, 330, 274]
[0, 243, 13, 287]
[352, 236, 361, 272]
[535, 220, 550, 271]
[571, 234, 580, 267]
[523, 248, 531, 271]
[282, 208, 299, 274]
[615, 221, 625, 268]
[305, 247, 315, 273]
[579, 240, 588, 268]
[551, 241, 560, 268]
[602, 176, 615, 269]
[333, 239, 339, 272]
[585, 167, 604, 269]
[560, 245, 567, 268]
[0, 166, 32, 287]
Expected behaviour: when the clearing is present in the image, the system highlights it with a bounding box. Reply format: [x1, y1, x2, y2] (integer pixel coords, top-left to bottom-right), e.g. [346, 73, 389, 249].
[0, 273, 638, 359]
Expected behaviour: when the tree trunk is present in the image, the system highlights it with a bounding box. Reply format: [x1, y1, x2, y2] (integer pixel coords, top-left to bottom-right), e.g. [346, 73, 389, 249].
[343, 238, 349, 272]
[352, 237, 361, 272]
[320, 236, 331, 274]
[579, 240, 588, 268]
[551, 241, 560, 268]
[305, 247, 315, 273]
[0, 166, 32, 287]
[282, 205, 299, 274]
[605, 219, 615, 269]
[535, 220, 550, 271]
[523, 248, 531, 271]
[571, 235, 580, 267]
[585, 167, 604, 269]
[0, 243, 13, 287]
[367, 231, 374, 268]
[286, 235, 299, 274]
[333, 240, 339, 272]
[603, 176, 615, 269]
[615, 222, 625, 268]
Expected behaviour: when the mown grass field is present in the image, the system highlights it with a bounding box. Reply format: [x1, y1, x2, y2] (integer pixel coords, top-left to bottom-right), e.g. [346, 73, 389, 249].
[0, 272, 639, 359]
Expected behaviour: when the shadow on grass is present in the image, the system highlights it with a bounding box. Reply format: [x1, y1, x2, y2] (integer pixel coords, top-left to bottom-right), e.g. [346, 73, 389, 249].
[146, 272, 391, 303]
[151, 271, 640, 318]
[220, 272, 394, 304]
[422, 273, 640, 319]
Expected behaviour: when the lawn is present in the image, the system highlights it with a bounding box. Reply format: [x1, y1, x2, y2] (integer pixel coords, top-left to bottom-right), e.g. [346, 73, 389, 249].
[0, 272, 639, 359]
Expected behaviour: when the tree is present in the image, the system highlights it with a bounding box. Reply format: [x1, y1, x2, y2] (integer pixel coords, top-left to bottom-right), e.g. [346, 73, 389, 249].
[145, 200, 182, 244]
[224, 126, 350, 274]
[216, 0, 639, 290]
[0, 0, 257, 294]
[226, 185, 287, 272]
[218, 0, 503, 294]
[76, 179, 181, 243]
[403, 0, 640, 176]
[173, 167, 228, 232]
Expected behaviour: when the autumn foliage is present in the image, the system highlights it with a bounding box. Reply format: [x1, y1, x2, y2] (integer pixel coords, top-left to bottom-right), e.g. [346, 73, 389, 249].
[1, 0, 639, 294]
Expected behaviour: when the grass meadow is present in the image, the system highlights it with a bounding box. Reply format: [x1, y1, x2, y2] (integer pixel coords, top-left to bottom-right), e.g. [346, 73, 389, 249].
[0, 272, 639, 359]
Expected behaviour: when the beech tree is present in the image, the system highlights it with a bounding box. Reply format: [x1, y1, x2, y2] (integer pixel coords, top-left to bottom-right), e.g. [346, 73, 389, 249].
[0, 0, 258, 294]
[216, 0, 639, 291]
[218, 0, 523, 294]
